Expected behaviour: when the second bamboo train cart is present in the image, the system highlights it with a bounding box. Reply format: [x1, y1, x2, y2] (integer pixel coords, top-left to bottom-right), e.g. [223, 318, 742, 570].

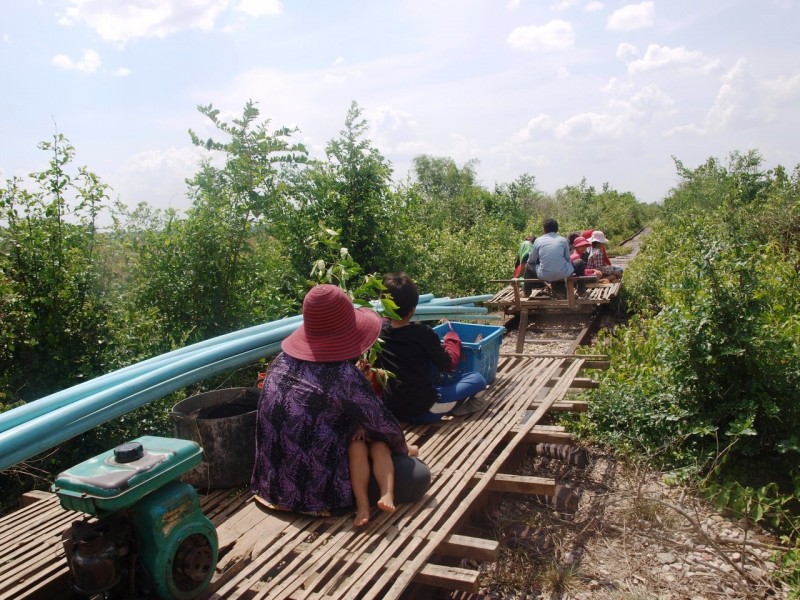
[484, 276, 622, 353]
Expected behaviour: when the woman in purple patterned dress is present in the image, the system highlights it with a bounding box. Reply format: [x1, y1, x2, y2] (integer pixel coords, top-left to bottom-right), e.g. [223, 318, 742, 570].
[250, 284, 431, 517]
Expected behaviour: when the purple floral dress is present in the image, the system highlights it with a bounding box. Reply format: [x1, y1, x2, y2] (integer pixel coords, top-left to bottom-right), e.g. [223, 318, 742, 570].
[250, 353, 408, 514]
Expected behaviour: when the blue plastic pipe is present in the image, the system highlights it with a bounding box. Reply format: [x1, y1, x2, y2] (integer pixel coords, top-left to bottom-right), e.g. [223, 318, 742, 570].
[0, 317, 303, 433]
[0, 314, 304, 433]
[0, 301, 488, 433]
[0, 294, 497, 469]
[0, 342, 283, 471]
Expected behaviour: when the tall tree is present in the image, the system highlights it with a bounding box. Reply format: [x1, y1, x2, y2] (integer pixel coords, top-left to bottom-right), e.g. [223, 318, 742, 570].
[0, 134, 114, 402]
[282, 101, 397, 275]
[130, 101, 307, 341]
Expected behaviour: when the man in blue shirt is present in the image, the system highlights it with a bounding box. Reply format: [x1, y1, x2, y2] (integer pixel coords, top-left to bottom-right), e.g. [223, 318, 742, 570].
[524, 218, 585, 294]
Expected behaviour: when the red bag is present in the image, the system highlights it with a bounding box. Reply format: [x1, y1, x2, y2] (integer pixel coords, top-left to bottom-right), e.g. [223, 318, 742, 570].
[513, 263, 524, 277]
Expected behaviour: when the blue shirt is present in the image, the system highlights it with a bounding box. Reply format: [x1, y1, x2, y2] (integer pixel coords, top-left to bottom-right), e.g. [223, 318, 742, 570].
[530, 232, 574, 281]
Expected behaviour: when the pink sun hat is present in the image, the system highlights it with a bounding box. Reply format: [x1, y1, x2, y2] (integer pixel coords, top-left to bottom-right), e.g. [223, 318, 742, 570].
[282, 284, 381, 362]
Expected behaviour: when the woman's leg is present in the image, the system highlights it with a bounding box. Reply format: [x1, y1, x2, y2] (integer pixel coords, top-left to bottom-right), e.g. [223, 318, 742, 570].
[368, 455, 431, 505]
[369, 441, 395, 513]
[348, 439, 371, 527]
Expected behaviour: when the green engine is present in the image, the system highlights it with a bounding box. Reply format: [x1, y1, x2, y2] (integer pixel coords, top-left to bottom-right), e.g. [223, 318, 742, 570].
[52, 436, 218, 599]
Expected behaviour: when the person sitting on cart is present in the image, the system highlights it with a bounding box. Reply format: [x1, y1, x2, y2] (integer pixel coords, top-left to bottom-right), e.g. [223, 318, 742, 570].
[513, 235, 534, 277]
[376, 273, 487, 424]
[524, 218, 585, 295]
[251, 284, 430, 521]
[586, 231, 622, 282]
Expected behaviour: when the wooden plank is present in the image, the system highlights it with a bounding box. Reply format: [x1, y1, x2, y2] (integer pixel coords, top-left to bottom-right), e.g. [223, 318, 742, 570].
[548, 400, 589, 412]
[546, 377, 598, 389]
[471, 473, 555, 495]
[414, 564, 480, 592]
[515, 308, 528, 353]
[435, 534, 500, 562]
[375, 358, 583, 599]
[0, 355, 598, 600]
[20, 490, 52, 507]
[286, 358, 569, 600]
[506, 427, 574, 445]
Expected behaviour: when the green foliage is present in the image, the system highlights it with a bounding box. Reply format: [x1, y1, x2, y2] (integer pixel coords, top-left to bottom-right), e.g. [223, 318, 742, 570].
[0, 101, 656, 516]
[413, 155, 478, 204]
[576, 150, 800, 587]
[0, 134, 115, 402]
[407, 216, 520, 296]
[585, 151, 800, 463]
[552, 178, 646, 242]
[280, 101, 398, 276]
[306, 225, 398, 386]
[129, 101, 307, 343]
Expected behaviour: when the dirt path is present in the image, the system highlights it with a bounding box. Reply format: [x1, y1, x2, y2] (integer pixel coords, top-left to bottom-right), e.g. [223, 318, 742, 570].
[469, 449, 789, 599]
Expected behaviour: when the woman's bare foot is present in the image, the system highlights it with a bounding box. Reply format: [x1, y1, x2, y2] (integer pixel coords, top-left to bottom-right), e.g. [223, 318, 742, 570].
[377, 494, 395, 513]
[354, 505, 370, 527]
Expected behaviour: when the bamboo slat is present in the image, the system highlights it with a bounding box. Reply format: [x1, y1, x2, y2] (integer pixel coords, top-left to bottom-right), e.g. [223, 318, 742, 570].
[2, 356, 592, 600]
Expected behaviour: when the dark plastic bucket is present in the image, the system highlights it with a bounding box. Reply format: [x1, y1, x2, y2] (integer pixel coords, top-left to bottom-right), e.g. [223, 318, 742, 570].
[170, 387, 260, 490]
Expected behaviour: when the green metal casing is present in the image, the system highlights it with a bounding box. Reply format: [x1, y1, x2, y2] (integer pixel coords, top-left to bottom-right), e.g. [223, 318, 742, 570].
[52, 436, 203, 515]
[133, 480, 218, 600]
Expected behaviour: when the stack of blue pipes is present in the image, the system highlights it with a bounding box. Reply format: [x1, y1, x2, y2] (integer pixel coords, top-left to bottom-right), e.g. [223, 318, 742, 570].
[0, 293, 495, 471]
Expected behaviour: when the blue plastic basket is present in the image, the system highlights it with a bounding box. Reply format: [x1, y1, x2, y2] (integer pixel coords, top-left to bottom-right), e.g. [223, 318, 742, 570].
[431, 322, 505, 385]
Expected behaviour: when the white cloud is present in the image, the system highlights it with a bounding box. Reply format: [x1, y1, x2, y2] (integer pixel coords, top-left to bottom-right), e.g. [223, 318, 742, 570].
[627, 44, 720, 75]
[234, 0, 281, 17]
[667, 59, 758, 136]
[3, 33, 10, 44]
[111, 67, 131, 77]
[607, 1, 654, 31]
[59, 0, 229, 45]
[112, 145, 207, 214]
[365, 106, 423, 162]
[333, 56, 345, 66]
[507, 20, 575, 53]
[555, 112, 626, 140]
[444, 133, 482, 167]
[323, 73, 346, 84]
[551, 0, 578, 11]
[507, 0, 522, 8]
[513, 115, 555, 142]
[601, 76, 633, 95]
[611, 85, 676, 120]
[584, 1, 605, 11]
[616, 42, 638, 60]
[762, 71, 800, 101]
[52, 49, 101, 73]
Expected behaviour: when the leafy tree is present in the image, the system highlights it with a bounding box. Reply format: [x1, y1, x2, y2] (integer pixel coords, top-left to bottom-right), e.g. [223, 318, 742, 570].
[412, 155, 478, 203]
[492, 173, 545, 232]
[280, 101, 399, 275]
[130, 101, 307, 342]
[0, 134, 115, 402]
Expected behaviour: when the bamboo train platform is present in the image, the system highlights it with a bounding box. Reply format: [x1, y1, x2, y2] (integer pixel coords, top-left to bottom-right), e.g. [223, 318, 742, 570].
[0, 353, 600, 600]
[484, 278, 621, 313]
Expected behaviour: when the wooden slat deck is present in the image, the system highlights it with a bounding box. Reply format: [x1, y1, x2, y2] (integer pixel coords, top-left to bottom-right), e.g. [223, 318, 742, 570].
[484, 279, 621, 312]
[484, 279, 621, 354]
[0, 355, 595, 600]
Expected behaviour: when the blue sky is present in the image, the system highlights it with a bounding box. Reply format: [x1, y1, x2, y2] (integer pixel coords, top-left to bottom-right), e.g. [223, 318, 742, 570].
[2, 0, 799, 217]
